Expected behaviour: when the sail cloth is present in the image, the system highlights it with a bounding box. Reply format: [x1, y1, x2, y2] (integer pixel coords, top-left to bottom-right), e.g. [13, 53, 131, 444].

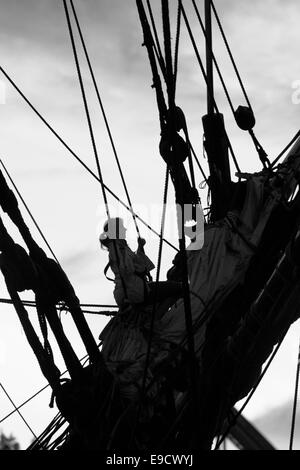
[100, 146, 300, 397]
[156, 141, 300, 355]
[99, 305, 161, 401]
[156, 173, 279, 353]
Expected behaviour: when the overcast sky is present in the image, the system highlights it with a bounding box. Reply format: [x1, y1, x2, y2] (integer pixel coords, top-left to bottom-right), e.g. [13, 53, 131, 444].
[0, 0, 300, 449]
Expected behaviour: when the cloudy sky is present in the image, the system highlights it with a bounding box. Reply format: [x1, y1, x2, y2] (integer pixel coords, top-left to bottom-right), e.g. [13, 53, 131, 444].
[0, 0, 300, 449]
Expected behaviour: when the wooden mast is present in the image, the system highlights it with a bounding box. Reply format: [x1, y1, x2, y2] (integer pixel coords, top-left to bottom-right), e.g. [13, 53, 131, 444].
[202, 0, 231, 221]
[205, 0, 214, 116]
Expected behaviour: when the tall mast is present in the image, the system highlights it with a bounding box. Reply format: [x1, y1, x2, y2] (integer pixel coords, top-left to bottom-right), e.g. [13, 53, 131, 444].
[202, 0, 231, 221]
[205, 0, 214, 115]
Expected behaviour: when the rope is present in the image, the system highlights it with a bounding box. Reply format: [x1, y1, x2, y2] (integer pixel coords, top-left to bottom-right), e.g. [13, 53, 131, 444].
[210, 0, 253, 113]
[69, 0, 141, 238]
[271, 130, 300, 168]
[130, 167, 169, 446]
[67, 22, 126, 282]
[1, 301, 115, 318]
[180, 2, 241, 174]
[161, 0, 175, 108]
[192, 0, 269, 170]
[0, 298, 118, 309]
[81, 309, 116, 316]
[161, 1, 200, 440]
[145, 0, 166, 78]
[190, 249, 299, 448]
[188, 140, 209, 186]
[0, 381, 38, 440]
[174, 2, 199, 194]
[173, 0, 182, 95]
[0, 384, 50, 426]
[215, 327, 289, 449]
[0, 67, 178, 251]
[183, 125, 197, 193]
[27, 413, 66, 450]
[192, 0, 236, 118]
[78, 303, 117, 308]
[137, 0, 168, 132]
[139, 1, 208, 190]
[141, 167, 169, 393]
[28, 352, 93, 450]
[0, 159, 59, 265]
[289, 327, 300, 450]
[63, 0, 109, 219]
[0, 346, 95, 426]
[37, 307, 55, 361]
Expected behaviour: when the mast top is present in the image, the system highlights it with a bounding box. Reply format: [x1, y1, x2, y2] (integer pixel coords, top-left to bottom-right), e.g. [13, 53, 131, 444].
[205, 0, 214, 115]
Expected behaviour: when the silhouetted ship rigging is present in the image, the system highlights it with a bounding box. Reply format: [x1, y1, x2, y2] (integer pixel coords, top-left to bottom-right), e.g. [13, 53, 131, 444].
[1, 0, 300, 451]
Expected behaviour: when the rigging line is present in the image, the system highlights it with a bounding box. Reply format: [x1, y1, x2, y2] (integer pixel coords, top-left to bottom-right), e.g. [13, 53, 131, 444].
[161, 0, 175, 107]
[69, 0, 140, 237]
[173, 0, 182, 95]
[210, 0, 253, 113]
[142, 167, 169, 392]
[195, 283, 290, 447]
[65, 0, 131, 344]
[78, 303, 118, 308]
[39, 421, 69, 450]
[0, 299, 35, 306]
[142, 291, 215, 399]
[194, 261, 300, 446]
[179, 292, 218, 354]
[144, 291, 215, 389]
[180, 3, 241, 174]
[30, 417, 66, 450]
[29, 413, 62, 444]
[188, 139, 209, 185]
[0, 381, 38, 440]
[0, 384, 49, 425]
[136, 0, 168, 132]
[45, 427, 69, 450]
[0, 302, 115, 319]
[176, 278, 287, 429]
[145, 0, 167, 77]
[192, 0, 235, 117]
[81, 309, 116, 316]
[162, 0, 199, 427]
[289, 327, 300, 450]
[130, 167, 169, 446]
[0, 346, 94, 426]
[63, 0, 109, 219]
[0, 298, 118, 309]
[0, 158, 59, 265]
[215, 327, 289, 449]
[0, 67, 177, 251]
[271, 129, 300, 168]
[28, 356, 94, 450]
[184, 126, 197, 192]
[27, 414, 63, 450]
[203, 1, 270, 169]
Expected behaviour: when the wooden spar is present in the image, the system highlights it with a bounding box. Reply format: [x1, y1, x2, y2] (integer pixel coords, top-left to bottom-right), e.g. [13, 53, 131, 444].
[202, 0, 231, 221]
[205, 0, 214, 115]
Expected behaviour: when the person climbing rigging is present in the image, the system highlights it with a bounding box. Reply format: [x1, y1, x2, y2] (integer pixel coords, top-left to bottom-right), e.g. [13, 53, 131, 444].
[99, 217, 183, 308]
